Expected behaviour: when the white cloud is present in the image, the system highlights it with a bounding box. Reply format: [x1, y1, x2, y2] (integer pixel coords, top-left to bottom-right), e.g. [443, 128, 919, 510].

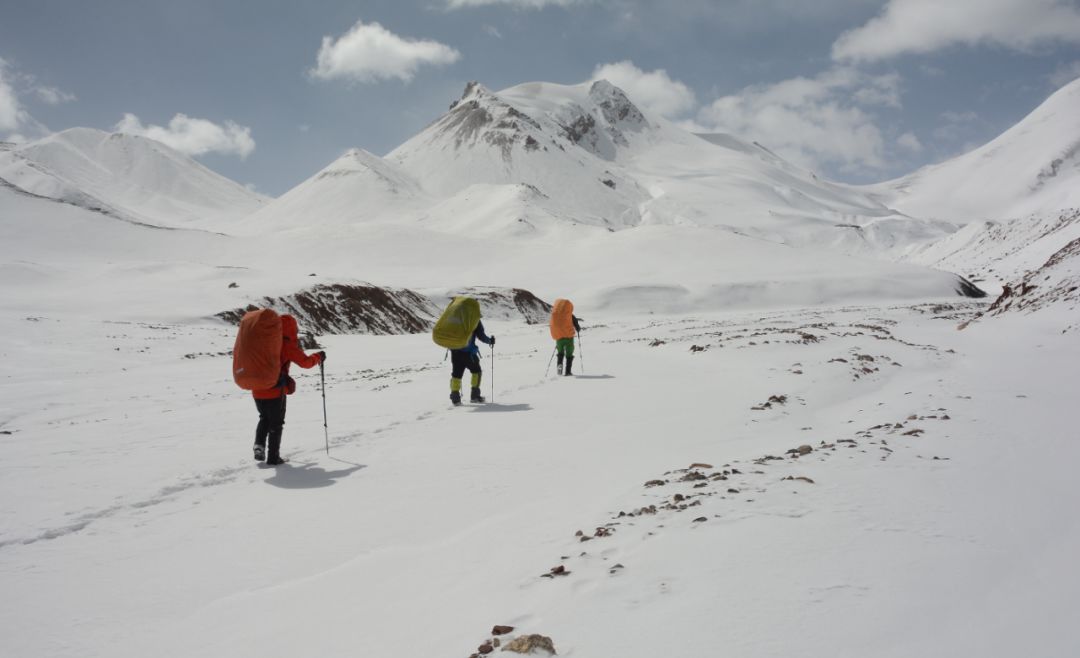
[482, 24, 504, 39]
[0, 58, 53, 140]
[114, 113, 256, 159]
[1048, 60, 1080, 88]
[897, 131, 923, 152]
[591, 61, 697, 118]
[833, 0, 1080, 62]
[33, 86, 76, 105]
[311, 20, 461, 84]
[446, 0, 588, 8]
[0, 59, 20, 132]
[693, 68, 902, 172]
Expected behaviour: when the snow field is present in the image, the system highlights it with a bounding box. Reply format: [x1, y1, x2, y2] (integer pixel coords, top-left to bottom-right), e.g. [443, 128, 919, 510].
[4, 301, 1078, 657]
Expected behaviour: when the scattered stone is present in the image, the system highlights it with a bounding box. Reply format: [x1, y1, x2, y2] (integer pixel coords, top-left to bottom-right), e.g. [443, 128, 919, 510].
[645, 479, 666, 487]
[727, 488, 740, 494]
[693, 516, 708, 523]
[649, 339, 666, 347]
[673, 493, 685, 502]
[228, 282, 238, 289]
[502, 634, 557, 655]
[479, 641, 494, 654]
[541, 565, 570, 578]
[689, 344, 708, 352]
[492, 626, 514, 636]
[782, 476, 816, 484]
[689, 462, 713, 470]
[902, 429, 925, 437]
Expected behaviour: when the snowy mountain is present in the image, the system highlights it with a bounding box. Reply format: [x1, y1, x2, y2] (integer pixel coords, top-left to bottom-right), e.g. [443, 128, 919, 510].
[230, 79, 977, 316]
[0, 127, 267, 229]
[237, 148, 429, 233]
[872, 77, 1080, 221]
[381, 79, 944, 253]
[385, 80, 649, 227]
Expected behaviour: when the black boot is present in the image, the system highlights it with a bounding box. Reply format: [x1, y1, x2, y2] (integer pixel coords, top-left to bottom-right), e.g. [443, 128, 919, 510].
[253, 443, 265, 462]
[556, 353, 564, 376]
[470, 387, 486, 403]
[564, 356, 574, 376]
[450, 390, 462, 406]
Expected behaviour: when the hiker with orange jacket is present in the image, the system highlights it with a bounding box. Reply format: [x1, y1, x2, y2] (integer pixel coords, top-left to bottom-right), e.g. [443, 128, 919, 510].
[550, 299, 582, 376]
[252, 314, 324, 465]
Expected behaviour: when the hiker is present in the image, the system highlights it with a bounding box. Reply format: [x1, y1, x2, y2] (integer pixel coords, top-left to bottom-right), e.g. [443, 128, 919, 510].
[432, 296, 496, 406]
[550, 298, 582, 376]
[251, 314, 324, 465]
[449, 319, 495, 405]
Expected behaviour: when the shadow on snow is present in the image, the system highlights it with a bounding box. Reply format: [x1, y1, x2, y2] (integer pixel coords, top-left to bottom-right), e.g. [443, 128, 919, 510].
[263, 460, 367, 489]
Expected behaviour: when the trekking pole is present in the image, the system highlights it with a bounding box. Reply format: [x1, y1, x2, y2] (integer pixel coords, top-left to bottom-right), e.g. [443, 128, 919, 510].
[578, 332, 585, 374]
[544, 347, 557, 377]
[491, 347, 495, 403]
[320, 360, 329, 455]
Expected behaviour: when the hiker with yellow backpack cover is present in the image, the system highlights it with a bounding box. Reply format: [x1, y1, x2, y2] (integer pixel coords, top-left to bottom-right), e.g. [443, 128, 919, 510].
[432, 297, 495, 406]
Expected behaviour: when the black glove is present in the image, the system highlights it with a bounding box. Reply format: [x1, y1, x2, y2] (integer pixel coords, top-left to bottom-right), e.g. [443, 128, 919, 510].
[316, 350, 326, 363]
[489, 336, 496, 347]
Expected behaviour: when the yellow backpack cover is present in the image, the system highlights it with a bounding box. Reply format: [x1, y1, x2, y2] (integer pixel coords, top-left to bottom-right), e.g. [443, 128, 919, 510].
[432, 297, 481, 349]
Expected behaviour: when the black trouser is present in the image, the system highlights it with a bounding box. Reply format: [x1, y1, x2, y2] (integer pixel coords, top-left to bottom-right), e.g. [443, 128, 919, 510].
[254, 395, 287, 460]
[450, 350, 482, 379]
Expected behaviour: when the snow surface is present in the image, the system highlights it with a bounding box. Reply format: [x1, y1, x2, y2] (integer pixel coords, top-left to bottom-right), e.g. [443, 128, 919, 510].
[3, 300, 1078, 657]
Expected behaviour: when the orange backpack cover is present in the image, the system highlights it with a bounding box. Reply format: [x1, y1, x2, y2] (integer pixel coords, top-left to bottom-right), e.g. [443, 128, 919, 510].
[550, 298, 575, 340]
[232, 308, 283, 390]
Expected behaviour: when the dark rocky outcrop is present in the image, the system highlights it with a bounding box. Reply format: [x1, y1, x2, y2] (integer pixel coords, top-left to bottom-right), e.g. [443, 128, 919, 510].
[217, 283, 552, 335]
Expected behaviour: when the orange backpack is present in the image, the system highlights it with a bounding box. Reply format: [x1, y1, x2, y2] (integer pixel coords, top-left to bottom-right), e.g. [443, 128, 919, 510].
[549, 298, 576, 340]
[232, 308, 283, 390]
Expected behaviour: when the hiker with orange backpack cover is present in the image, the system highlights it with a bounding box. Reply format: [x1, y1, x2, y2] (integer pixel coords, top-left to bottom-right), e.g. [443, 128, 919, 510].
[249, 314, 324, 465]
[549, 299, 582, 376]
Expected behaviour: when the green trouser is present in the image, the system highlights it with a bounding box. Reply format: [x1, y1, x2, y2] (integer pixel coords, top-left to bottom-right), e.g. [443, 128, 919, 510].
[556, 337, 575, 357]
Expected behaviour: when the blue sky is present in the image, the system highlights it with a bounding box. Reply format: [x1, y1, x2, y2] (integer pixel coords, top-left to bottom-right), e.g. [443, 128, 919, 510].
[2, 0, 1079, 195]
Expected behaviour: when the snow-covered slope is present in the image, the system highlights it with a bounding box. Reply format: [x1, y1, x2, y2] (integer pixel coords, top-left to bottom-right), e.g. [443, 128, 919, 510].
[905, 209, 1080, 285]
[238, 148, 428, 233]
[0, 127, 267, 229]
[872, 77, 1080, 221]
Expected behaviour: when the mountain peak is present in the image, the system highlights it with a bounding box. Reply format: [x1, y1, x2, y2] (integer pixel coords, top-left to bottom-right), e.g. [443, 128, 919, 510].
[588, 79, 647, 131]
